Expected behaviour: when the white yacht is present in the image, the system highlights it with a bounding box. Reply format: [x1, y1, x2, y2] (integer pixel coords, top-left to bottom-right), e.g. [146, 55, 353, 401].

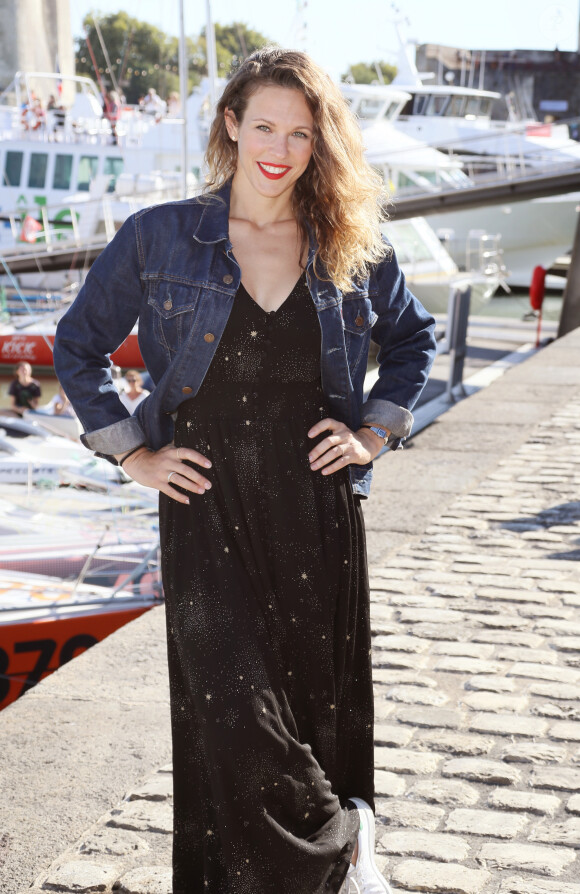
[390, 38, 580, 173]
[341, 73, 580, 288]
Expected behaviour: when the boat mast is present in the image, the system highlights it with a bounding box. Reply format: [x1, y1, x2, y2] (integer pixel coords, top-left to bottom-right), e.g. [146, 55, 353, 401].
[178, 0, 188, 199]
[205, 0, 218, 112]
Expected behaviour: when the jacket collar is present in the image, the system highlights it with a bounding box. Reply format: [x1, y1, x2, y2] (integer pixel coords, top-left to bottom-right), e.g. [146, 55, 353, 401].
[192, 181, 333, 295]
[193, 178, 321, 253]
[192, 181, 232, 245]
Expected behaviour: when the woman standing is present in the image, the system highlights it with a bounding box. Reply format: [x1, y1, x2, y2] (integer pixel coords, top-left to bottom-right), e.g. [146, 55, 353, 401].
[54, 48, 436, 894]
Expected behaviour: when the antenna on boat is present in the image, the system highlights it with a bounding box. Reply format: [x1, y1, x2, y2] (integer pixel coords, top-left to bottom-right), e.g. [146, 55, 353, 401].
[390, 5, 434, 87]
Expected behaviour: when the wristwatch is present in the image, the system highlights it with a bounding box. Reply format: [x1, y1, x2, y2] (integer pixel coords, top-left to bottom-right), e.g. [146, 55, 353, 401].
[360, 424, 389, 445]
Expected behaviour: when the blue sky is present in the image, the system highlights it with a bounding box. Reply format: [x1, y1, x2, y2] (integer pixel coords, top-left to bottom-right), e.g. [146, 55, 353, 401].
[69, 0, 580, 80]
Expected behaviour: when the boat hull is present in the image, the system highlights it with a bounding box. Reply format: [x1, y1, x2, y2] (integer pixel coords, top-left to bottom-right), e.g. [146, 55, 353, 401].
[0, 331, 144, 368]
[0, 606, 151, 710]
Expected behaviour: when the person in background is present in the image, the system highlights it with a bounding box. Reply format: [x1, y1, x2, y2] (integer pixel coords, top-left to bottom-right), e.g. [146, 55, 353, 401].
[42, 383, 75, 417]
[103, 90, 121, 145]
[167, 92, 181, 117]
[142, 87, 165, 119]
[7, 362, 41, 415]
[119, 370, 149, 415]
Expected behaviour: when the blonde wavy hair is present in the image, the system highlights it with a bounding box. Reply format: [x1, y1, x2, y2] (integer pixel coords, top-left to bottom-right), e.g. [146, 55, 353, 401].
[204, 47, 389, 292]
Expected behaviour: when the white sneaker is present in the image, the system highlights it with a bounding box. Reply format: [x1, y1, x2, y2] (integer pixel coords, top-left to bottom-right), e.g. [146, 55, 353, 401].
[346, 798, 391, 894]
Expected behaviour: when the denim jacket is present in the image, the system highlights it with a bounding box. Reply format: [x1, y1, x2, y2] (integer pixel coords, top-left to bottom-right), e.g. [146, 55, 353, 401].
[54, 182, 436, 497]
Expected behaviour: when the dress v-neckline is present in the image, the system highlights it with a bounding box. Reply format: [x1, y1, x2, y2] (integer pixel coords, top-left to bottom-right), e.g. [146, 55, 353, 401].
[239, 273, 304, 316]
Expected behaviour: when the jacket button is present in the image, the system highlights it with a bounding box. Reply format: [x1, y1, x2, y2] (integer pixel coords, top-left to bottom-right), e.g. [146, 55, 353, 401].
[182, 386, 193, 394]
[223, 274, 234, 285]
[163, 298, 173, 310]
[355, 314, 364, 327]
[204, 333, 215, 343]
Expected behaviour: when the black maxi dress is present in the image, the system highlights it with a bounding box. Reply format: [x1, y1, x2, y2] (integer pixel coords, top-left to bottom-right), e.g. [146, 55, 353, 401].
[159, 274, 374, 894]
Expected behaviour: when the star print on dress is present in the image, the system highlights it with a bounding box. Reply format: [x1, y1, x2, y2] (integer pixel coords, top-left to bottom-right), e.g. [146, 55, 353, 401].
[159, 274, 373, 893]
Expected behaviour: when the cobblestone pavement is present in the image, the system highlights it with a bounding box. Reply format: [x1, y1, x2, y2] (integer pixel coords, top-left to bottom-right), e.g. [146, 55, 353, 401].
[27, 396, 580, 894]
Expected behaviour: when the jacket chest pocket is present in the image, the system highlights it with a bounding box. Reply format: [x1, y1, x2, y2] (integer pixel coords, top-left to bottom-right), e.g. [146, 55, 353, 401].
[341, 297, 378, 373]
[147, 281, 201, 354]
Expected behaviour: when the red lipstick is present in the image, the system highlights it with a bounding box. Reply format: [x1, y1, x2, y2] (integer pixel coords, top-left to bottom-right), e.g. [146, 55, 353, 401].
[257, 162, 291, 180]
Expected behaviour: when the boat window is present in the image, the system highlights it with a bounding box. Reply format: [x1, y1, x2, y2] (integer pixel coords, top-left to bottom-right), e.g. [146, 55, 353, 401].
[413, 95, 429, 115]
[446, 168, 473, 187]
[2, 151, 23, 186]
[426, 95, 450, 116]
[77, 155, 99, 191]
[416, 170, 439, 184]
[385, 221, 433, 264]
[449, 96, 466, 117]
[357, 98, 383, 120]
[396, 170, 441, 196]
[382, 101, 399, 121]
[465, 97, 482, 116]
[104, 157, 124, 192]
[28, 153, 48, 188]
[53, 154, 73, 190]
[398, 172, 418, 189]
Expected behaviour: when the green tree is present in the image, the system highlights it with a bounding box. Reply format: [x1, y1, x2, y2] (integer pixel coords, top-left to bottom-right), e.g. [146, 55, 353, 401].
[75, 12, 181, 102]
[75, 14, 272, 103]
[342, 62, 398, 85]
[183, 22, 272, 82]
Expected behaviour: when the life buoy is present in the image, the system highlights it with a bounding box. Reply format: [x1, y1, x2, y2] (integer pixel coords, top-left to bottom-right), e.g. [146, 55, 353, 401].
[530, 265, 546, 311]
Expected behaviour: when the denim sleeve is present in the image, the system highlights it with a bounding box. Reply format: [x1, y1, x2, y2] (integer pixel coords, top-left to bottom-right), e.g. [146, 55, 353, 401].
[53, 215, 147, 456]
[364, 247, 437, 441]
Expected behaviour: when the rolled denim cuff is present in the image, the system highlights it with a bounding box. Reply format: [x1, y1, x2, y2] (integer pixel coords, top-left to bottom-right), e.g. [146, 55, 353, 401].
[80, 415, 147, 463]
[361, 399, 414, 439]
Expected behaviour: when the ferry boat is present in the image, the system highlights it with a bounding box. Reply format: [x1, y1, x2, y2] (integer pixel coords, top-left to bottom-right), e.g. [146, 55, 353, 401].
[0, 71, 210, 272]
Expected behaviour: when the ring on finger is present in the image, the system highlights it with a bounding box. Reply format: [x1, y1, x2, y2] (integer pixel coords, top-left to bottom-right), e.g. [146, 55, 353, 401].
[167, 471, 176, 484]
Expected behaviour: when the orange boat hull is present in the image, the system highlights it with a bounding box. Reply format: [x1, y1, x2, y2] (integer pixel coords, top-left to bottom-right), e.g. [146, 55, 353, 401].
[0, 606, 151, 710]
